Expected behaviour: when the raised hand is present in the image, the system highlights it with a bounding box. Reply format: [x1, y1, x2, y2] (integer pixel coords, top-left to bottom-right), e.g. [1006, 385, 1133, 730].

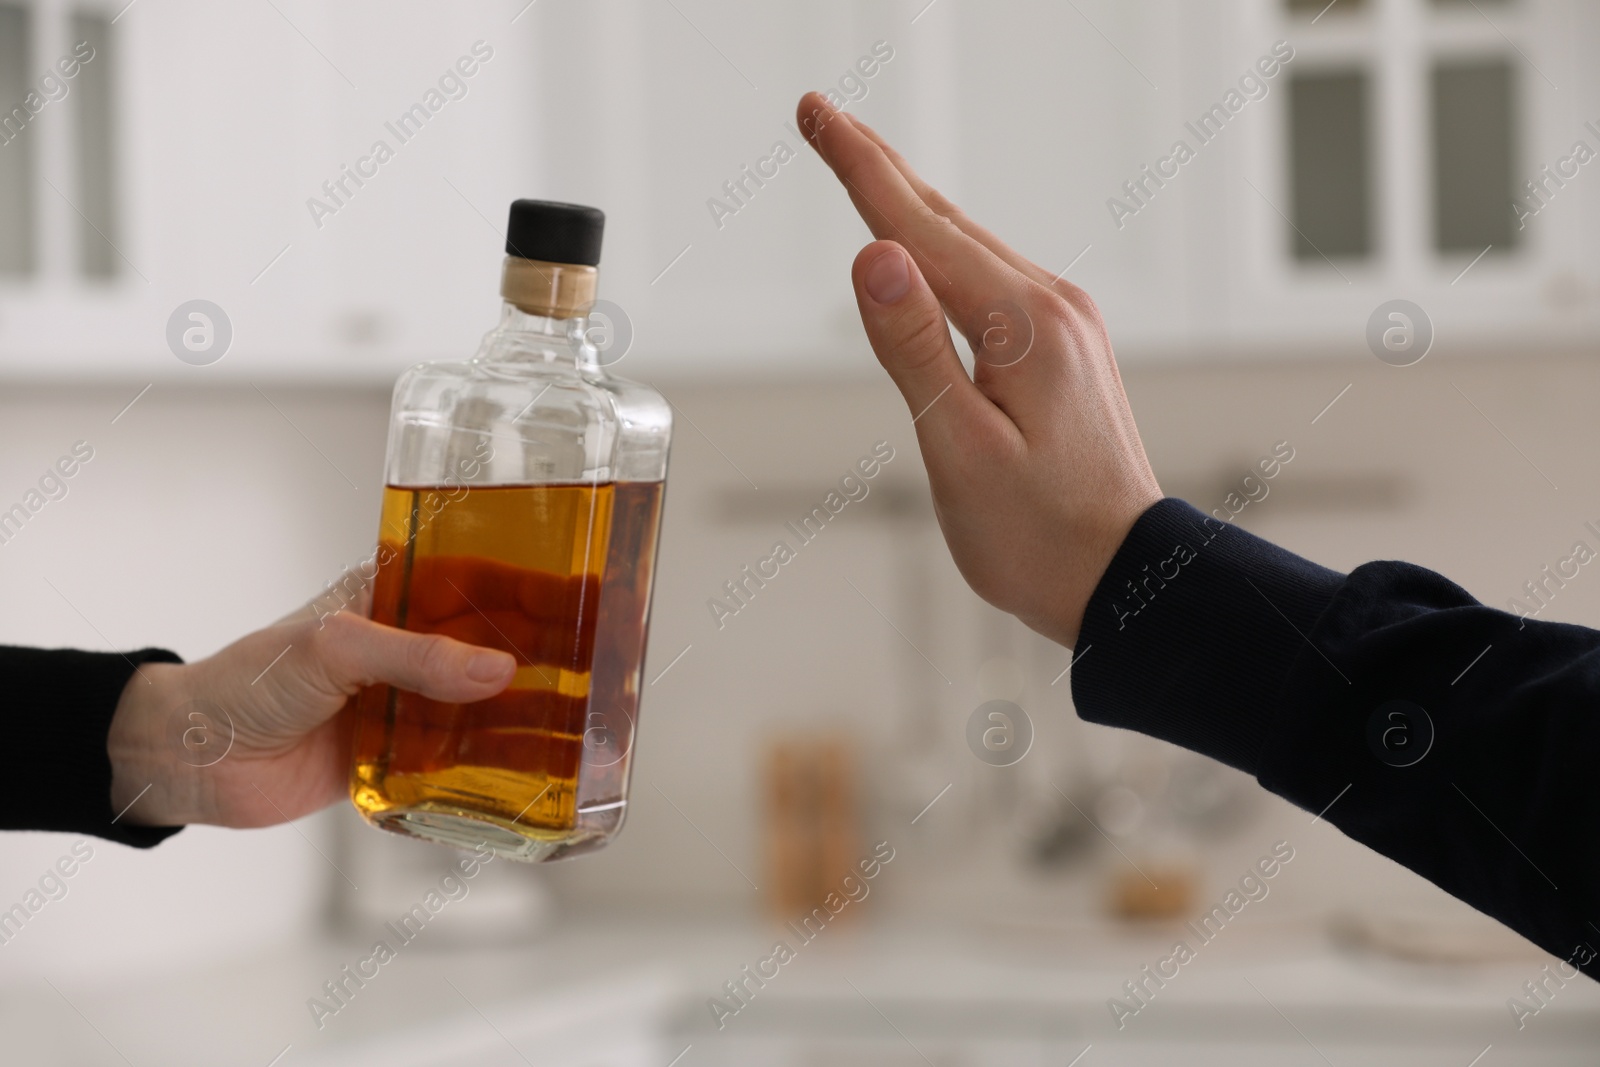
[797, 92, 1162, 648]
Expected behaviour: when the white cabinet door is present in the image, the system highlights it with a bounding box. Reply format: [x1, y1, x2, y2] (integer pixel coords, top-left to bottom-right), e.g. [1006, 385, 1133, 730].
[0, 1, 519, 381]
[4, 0, 1595, 379]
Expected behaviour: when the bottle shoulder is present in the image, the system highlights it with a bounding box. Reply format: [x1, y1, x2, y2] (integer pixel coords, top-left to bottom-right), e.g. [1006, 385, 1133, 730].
[392, 359, 668, 428]
[387, 351, 671, 486]
[582, 370, 673, 437]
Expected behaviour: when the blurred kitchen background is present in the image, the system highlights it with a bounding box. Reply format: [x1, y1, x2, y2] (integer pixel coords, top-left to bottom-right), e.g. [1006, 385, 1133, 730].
[3, 0, 1600, 1063]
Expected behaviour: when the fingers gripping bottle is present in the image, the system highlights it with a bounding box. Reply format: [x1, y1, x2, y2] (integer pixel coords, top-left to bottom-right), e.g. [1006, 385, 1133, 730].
[348, 200, 671, 861]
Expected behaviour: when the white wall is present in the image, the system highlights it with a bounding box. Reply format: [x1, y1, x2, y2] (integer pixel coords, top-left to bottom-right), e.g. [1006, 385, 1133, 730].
[0, 383, 387, 978]
[2, 341, 1595, 983]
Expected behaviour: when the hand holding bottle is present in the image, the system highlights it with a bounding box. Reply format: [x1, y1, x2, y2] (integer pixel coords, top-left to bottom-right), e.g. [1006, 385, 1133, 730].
[107, 593, 516, 829]
[798, 92, 1163, 648]
[108, 201, 666, 857]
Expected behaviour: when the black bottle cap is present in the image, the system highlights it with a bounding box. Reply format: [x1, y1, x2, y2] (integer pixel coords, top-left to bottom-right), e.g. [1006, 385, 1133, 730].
[505, 200, 605, 266]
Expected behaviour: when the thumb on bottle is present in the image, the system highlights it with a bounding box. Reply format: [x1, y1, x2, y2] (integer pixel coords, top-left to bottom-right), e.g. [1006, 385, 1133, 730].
[309, 614, 517, 703]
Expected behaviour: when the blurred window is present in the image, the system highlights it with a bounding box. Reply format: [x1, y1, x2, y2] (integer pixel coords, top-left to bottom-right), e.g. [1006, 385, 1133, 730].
[1288, 70, 1373, 260]
[1432, 59, 1517, 252]
[71, 11, 117, 278]
[0, 3, 36, 277]
[1283, 0, 1527, 267]
[0, 5, 119, 282]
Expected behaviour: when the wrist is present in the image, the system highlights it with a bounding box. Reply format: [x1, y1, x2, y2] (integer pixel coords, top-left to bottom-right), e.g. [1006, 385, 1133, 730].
[1071, 497, 1345, 773]
[108, 661, 205, 826]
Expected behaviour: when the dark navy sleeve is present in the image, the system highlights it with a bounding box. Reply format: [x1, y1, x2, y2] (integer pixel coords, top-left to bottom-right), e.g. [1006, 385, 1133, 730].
[1072, 498, 1600, 976]
[0, 646, 186, 848]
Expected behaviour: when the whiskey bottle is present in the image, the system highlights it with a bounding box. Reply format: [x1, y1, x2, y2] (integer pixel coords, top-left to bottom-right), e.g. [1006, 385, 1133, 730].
[349, 200, 671, 861]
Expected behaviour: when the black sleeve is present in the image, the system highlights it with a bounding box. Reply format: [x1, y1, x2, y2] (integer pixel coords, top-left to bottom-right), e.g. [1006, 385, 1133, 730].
[0, 646, 186, 848]
[1072, 498, 1600, 976]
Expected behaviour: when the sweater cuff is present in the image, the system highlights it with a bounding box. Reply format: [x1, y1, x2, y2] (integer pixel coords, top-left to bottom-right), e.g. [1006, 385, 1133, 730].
[1071, 498, 1346, 775]
[0, 646, 186, 848]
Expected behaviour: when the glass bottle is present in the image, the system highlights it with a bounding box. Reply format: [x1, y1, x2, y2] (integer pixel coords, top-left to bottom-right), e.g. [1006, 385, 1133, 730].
[348, 200, 671, 861]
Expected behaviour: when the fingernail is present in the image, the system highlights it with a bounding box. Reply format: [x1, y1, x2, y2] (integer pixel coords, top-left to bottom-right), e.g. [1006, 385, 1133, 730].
[864, 249, 910, 304]
[467, 651, 513, 683]
[804, 102, 833, 141]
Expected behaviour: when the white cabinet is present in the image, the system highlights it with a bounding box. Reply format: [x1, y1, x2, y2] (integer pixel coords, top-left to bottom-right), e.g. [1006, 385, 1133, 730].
[1214, 0, 1600, 356]
[1, 0, 1596, 381]
[0, 1, 530, 380]
[948, 0, 1600, 360]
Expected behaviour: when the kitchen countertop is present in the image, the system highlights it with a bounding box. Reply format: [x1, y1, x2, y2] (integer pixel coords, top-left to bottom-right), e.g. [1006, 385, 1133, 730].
[7, 916, 1598, 1065]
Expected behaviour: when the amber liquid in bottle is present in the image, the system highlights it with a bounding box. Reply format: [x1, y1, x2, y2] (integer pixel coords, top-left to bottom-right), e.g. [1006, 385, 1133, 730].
[350, 480, 663, 857]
